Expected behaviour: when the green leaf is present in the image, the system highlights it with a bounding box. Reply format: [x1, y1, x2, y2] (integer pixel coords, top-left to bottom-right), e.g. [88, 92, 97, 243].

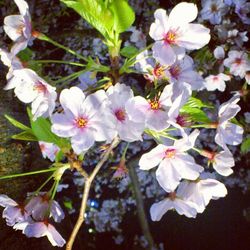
[241, 137, 250, 154]
[61, 0, 114, 40]
[17, 48, 33, 62]
[120, 46, 139, 58]
[12, 130, 38, 141]
[27, 108, 68, 148]
[5, 114, 30, 131]
[55, 150, 64, 162]
[180, 107, 211, 123]
[183, 97, 213, 109]
[109, 0, 135, 33]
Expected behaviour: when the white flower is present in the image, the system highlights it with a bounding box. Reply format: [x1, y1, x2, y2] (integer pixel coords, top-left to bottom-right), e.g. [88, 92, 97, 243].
[223, 50, 250, 78]
[0, 48, 23, 80]
[165, 55, 204, 90]
[139, 130, 204, 192]
[200, 0, 228, 24]
[213, 46, 225, 59]
[150, 191, 197, 221]
[129, 27, 146, 48]
[204, 73, 230, 92]
[51, 86, 115, 154]
[106, 83, 145, 142]
[215, 96, 244, 149]
[4, 68, 57, 120]
[39, 141, 59, 162]
[234, 0, 250, 25]
[14, 221, 65, 247]
[149, 2, 210, 65]
[0, 194, 29, 226]
[3, 0, 33, 55]
[126, 83, 191, 132]
[177, 178, 227, 213]
[201, 149, 235, 176]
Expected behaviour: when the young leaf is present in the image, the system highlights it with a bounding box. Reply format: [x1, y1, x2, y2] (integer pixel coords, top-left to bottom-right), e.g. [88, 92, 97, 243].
[241, 137, 250, 154]
[120, 46, 139, 58]
[12, 130, 38, 141]
[109, 0, 135, 33]
[180, 107, 211, 123]
[183, 97, 213, 109]
[5, 114, 30, 131]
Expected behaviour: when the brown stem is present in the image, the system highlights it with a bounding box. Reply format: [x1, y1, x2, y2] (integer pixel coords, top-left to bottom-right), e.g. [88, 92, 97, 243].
[66, 137, 120, 250]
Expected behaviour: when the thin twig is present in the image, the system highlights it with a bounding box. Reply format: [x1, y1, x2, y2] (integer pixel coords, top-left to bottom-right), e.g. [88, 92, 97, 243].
[66, 137, 120, 250]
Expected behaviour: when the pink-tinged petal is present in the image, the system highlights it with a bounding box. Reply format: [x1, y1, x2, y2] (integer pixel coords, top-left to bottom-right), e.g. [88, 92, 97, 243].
[24, 222, 47, 238]
[213, 150, 234, 176]
[14, 0, 29, 15]
[11, 39, 28, 56]
[152, 41, 176, 66]
[149, 9, 169, 41]
[168, 2, 198, 26]
[25, 196, 42, 214]
[150, 199, 173, 221]
[50, 201, 65, 223]
[146, 110, 169, 131]
[178, 24, 210, 50]
[60, 87, 85, 117]
[173, 198, 197, 218]
[51, 113, 78, 137]
[139, 145, 166, 170]
[156, 160, 181, 192]
[3, 15, 23, 41]
[71, 130, 95, 154]
[47, 224, 66, 247]
[3, 206, 23, 226]
[0, 194, 18, 207]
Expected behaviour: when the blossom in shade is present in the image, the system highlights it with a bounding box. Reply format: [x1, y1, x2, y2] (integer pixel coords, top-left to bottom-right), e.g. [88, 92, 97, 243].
[3, 0, 33, 55]
[150, 190, 197, 221]
[200, 0, 228, 24]
[4, 68, 57, 120]
[204, 73, 230, 92]
[14, 221, 65, 247]
[215, 96, 243, 149]
[0, 48, 23, 80]
[164, 55, 204, 90]
[106, 83, 145, 142]
[139, 130, 204, 192]
[51, 87, 115, 154]
[0, 194, 28, 226]
[177, 177, 227, 213]
[223, 50, 250, 79]
[39, 141, 59, 162]
[213, 46, 225, 59]
[201, 149, 235, 176]
[149, 2, 210, 65]
[78, 71, 96, 91]
[234, 0, 250, 25]
[25, 193, 65, 223]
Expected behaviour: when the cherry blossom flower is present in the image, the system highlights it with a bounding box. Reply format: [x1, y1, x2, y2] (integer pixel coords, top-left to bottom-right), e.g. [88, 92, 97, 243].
[200, 0, 228, 25]
[213, 46, 225, 59]
[0, 194, 29, 226]
[3, 0, 33, 55]
[223, 50, 250, 78]
[139, 130, 204, 192]
[201, 149, 235, 176]
[25, 193, 65, 223]
[4, 69, 57, 120]
[129, 27, 146, 48]
[14, 221, 65, 247]
[39, 141, 59, 162]
[106, 83, 145, 142]
[234, 0, 250, 25]
[149, 2, 210, 65]
[150, 190, 197, 221]
[51, 86, 115, 154]
[177, 177, 227, 213]
[0, 48, 23, 80]
[215, 96, 243, 149]
[204, 73, 230, 92]
[164, 55, 204, 90]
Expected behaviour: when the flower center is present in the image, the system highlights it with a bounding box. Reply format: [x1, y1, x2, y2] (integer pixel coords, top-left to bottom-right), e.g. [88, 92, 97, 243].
[34, 81, 48, 94]
[153, 64, 165, 79]
[16, 24, 25, 35]
[211, 4, 218, 12]
[115, 109, 126, 122]
[164, 30, 177, 45]
[235, 58, 242, 65]
[212, 76, 219, 82]
[168, 192, 176, 201]
[165, 148, 176, 158]
[169, 65, 181, 79]
[149, 99, 161, 110]
[75, 117, 88, 128]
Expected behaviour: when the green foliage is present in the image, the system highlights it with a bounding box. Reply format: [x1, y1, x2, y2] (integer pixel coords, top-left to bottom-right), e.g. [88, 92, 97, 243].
[17, 48, 33, 62]
[5, 114, 30, 131]
[12, 130, 38, 141]
[183, 97, 213, 109]
[241, 137, 250, 154]
[120, 46, 139, 58]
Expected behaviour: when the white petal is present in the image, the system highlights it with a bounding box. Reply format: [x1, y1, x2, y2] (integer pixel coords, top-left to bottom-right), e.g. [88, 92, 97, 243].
[174, 198, 197, 218]
[150, 199, 173, 221]
[47, 224, 66, 247]
[24, 222, 47, 238]
[0, 194, 17, 207]
[14, 0, 29, 16]
[213, 150, 234, 176]
[4, 15, 23, 41]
